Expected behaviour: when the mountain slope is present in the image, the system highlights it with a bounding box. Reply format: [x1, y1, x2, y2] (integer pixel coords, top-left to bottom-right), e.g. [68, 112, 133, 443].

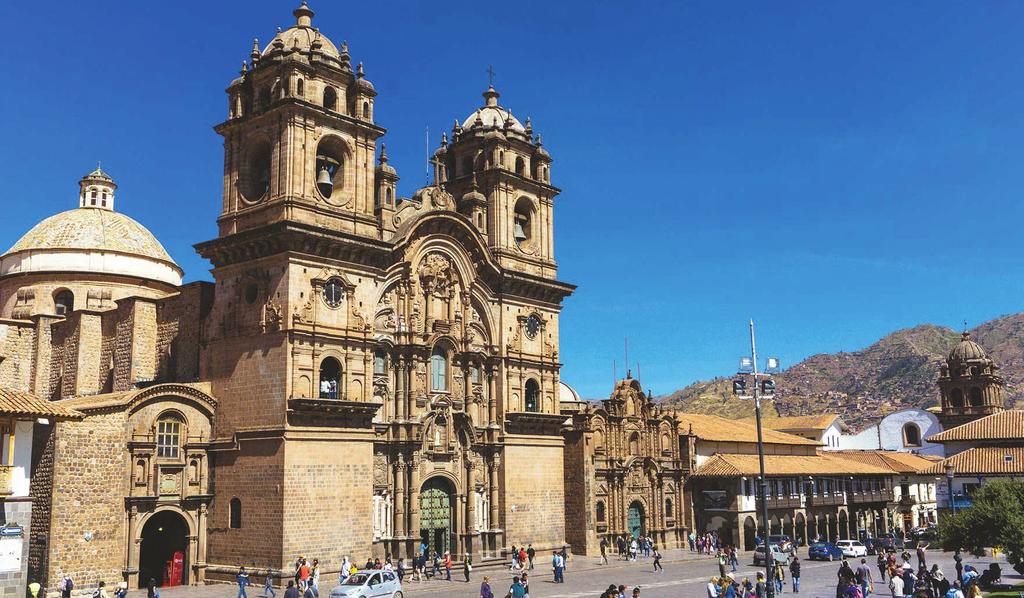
[660, 314, 1024, 430]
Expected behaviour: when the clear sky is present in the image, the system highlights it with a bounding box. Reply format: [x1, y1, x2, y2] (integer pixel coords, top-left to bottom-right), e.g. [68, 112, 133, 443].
[3, 2, 1023, 399]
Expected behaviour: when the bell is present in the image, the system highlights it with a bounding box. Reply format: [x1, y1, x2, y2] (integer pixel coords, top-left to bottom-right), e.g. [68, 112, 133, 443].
[316, 166, 333, 193]
[514, 221, 527, 243]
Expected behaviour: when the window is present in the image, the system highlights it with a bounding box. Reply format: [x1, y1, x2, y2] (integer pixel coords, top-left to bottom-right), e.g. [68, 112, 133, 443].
[53, 289, 74, 316]
[323, 86, 337, 110]
[628, 432, 640, 454]
[373, 349, 386, 375]
[244, 284, 259, 304]
[297, 79, 304, 96]
[229, 497, 242, 528]
[320, 357, 341, 399]
[362, 101, 370, 118]
[903, 423, 922, 447]
[470, 365, 480, 385]
[431, 347, 448, 392]
[596, 501, 605, 522]
[156, 417, 182, 458]
[969, 387, 983, 407]
[950, 388, 964, 408]
[665, 498, 673, 518]
[323, 278, 344, 308]
[524, 379, 540, 412]
[515, 156, 526, 176]
[513, 197, 534, 250]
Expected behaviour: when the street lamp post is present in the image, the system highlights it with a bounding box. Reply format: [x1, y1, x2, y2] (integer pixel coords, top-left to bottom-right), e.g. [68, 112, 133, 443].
[945, 463, 956, 517]
[732, 319, 780, 598]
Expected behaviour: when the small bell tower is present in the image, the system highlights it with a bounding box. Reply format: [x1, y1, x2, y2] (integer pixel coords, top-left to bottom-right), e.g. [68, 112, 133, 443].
[78, 165, 116, 211]
[938, 331, 1006, 429]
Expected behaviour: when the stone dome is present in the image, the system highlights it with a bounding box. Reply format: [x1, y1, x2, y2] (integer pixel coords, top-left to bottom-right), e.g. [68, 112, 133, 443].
[260, 2, 345, 67]
[462, 86, 525, 132]
[0, 170, 183, 287]
[948, 331, 988, 364]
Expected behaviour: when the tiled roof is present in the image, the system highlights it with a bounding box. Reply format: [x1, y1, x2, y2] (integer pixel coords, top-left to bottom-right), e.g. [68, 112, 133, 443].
[833, 450, 938, 474]
[691, 451, 891, 478]
[0, 388, 83, 420]
[759, 414, 843, 432]
[918, 447, 1024, 476]
[676, 413, 820, 446]
[925, 410, 1024, 443]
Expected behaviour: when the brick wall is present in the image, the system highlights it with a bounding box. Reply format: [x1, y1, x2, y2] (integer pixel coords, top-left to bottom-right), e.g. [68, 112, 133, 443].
[503, 440, 566, 551]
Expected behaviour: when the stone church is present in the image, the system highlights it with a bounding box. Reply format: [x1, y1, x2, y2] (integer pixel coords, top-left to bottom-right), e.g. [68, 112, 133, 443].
[0, 1, 578, 590]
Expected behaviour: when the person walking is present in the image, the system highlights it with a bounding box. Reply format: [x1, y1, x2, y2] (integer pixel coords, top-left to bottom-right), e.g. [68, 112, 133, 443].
[479, 576, 493, 598]
[774, 558, 785, 594]
[520, 573, 531, 598]
[508, 576, 526, 598]
[887, 571, 903, 598]
[790, 556, 801, 593]
[876, 552, 887, 582]
[755, 572, 767, 598]
[689, 531, 697, 551]
[396, 558, 405, 584]
[444, 552, 453, 581]
[339, 557, 352, 585]
[283, 582, 299, 598]
[916, 544, 927, 570]
[59, 575, 74, 598]
[718, 549, 727, 579]
[856, 558, 873, 597]
[551, 551, 563, 583]
[652, 546, 663, 572]
[527, 544, 535, 570]
[464, 556, 472, 583]
[237, 567, 251, 598]
[730, 546, 739, 573]
[263, 570, 277, 598]
[310, 559, 320, 597]
[146, 579, 159, 598]
[707, 577, 721, 598]
[301, 578, 315, 598]
[600, 537, 609, 565]
[298, 560, 310, 591]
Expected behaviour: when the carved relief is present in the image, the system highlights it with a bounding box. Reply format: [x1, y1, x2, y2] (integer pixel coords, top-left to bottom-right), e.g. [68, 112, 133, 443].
[418, 253, 454, 297]
[373, 452, 389, 487]
[262, 300, 283, 332]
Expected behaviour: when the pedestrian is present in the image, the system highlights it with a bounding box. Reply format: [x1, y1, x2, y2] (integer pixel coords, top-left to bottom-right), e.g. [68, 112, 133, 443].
[774, 558, 785, 594]
[519, 546, 528, 571]
[730, 546, 739, 572]
[298, 560, 310, 590]
[59, 574, 74, 598]
[856, 558, 873, 597]
[94, 582, 109, 598]
[301, 579, 315, 598]
[146, 578, 159, 598]
[464, 556, 472, 583]
[652, 545, 663, 572]
[551, 550, 563, 583]
[293, 558, 302, 589]
[397, 558, 405, 584]
[790, 556, 801, 593]
[916, 544, 926, 570]
[755, 572, 766, 598]
[310, 559, 320, 597]
[114, 582, 127, 598]
[689, 531, 697, 551]
[339, 556, 352, 585]
[718, 549, 727, 579]
[432, 552, 440, 578]
[263, 570, 277, 598]
[283, 581, 299, 598]
[479, 575, 493, 598]
[237, 567, 251, 598]
[707, 577, 721, 598]
[630, 537, 638, 561]
[600, 537, 609, 565]
[888, 570, 904, 598]
[876, 552, 887, 582]
[527, 544, 535, 570]
[444, 551, 453, 581]
[947, 580, 965, 598]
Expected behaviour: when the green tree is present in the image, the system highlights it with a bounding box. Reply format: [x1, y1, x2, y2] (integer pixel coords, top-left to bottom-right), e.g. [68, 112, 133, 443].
[938, 479, 1024, 575]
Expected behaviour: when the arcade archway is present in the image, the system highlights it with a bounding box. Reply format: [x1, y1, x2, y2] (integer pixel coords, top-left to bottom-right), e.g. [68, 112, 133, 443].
[138, 510, 189, 588]
[420, 477, 455, 556]
[743, 516, 757, 551]
[627, 501, 646, 538]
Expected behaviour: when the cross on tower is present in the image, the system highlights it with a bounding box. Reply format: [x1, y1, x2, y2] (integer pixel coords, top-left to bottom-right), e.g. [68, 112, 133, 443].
[486, 65, 496, 87]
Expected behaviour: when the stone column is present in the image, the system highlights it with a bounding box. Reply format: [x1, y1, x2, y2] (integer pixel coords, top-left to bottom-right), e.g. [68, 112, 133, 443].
[489, 455, 500, 534]
[126, 506, 140, 588]
[466, 461, 476, 558]
[410, 458, 421, 553]
[487, 366, 497, 426]
[394, 456, 407, 540]
[395, 357, 406, 420]
[196, 503, 208, 583]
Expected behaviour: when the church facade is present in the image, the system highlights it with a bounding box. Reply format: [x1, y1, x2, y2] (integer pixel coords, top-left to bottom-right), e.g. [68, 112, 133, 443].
[0, 2, 576, 591]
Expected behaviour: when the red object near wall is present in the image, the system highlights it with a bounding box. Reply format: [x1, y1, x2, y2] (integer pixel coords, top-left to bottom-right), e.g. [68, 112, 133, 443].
[165, 552, 184, 587]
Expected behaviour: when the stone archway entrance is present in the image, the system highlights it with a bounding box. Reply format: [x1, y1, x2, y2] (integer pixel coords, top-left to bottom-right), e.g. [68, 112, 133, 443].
[421, 477, 455, 556]
[795, 513, 806, 546]
[838, 511, 849, 540]
[138, 510, 189, 588]
[743, 516, 757, 551]
[627, 501, 646, 538]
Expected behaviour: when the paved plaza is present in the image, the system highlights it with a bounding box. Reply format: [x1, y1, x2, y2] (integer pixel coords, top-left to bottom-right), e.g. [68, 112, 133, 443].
[125, 549, 1017, 598]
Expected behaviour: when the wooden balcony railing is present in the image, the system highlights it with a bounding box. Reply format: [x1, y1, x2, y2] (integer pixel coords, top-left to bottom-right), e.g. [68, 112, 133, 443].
[807, 493, 845, 507]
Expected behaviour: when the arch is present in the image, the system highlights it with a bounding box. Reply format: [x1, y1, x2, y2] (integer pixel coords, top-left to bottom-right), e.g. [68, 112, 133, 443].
[296, 78, 304, 97]
[138, 509, 191, 588]
[362, 101, 370, 118]
[524, 378, 540, 412]
[769, 514, 781, 535]
[155, 412, 184, 459]
[950, 388, 964, 408]
[838, 510, 849, 540]
[795, 512, 806, 546]
[628, 431, 640, 454]
[53, 289, 74, 316]
[229, 498, 242, 529]
[124, 384, 218, 418]
[319, 357, 342, 399]
[743, 516, 757, 551]
[596, 500, 606, 522]
[968, 386, 983, 407]
[323, 86, 337, 110]
[627, 500, 645, 538]
[515, 156, 526, 176]
[902, 422, 922, 447]
[430, 345, 448, 392]
[664, 497, 673, 519]
[373, 349, 387, 375]
[420, 476, 456, 556]
[513, 197, 536, 250]
[315, 135, 352, 204]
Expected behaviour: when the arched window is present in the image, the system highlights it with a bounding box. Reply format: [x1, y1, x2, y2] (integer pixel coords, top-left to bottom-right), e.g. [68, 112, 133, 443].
[297, 79, 304, 97]
[386, 188, 393, 205]
[513, 197, 534, 249]
[665, 498, 673, 518]
[951, 388, 964, 408]
[629, 432, 640, 454]
[362, 101, 370, 118]
[430, 347, 448, 392]
[373, 349, 386, 375]
[524, 379, 539, 412]
[903, 423, 922, 447]
[596, 501, 606, 522]
[229, 497, 242, 529]
[53, 289, 74, 316]
[156, 415, 182, 459]
[969, 387, 983, 407]
[319, 357, 342, 399]
[515, 156, 526, 176]
[323, 86, 337, 111]
[470, 365, 480, 385]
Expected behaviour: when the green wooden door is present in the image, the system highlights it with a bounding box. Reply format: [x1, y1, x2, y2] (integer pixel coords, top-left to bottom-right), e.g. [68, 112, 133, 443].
[627, 501, 645, 538]
[420, 478, 453, 556]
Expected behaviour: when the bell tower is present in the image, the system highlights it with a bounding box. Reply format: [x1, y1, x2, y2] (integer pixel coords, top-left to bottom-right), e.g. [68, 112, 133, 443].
[215, 0, 385, 239]
[436, 86, 558, 279]
[938, 331, 1006, 429]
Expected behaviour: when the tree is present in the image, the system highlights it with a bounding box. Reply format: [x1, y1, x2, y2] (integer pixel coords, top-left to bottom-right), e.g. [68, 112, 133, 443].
[938, 479, 1024, 575]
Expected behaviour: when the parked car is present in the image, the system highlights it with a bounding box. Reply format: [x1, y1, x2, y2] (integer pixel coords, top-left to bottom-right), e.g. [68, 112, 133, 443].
[836, 540, 868, 558]
[808, 542, 844, 561]
[767, 534, 795, 554]
[874, 533, 905, 551]
[753, 543, 787, 566]
[330, 570, 403, 598]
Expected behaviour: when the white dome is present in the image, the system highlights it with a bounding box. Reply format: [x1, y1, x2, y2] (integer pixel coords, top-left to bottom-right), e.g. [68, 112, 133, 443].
[559, 381, 581, 404]
[461, 86, 525, 133]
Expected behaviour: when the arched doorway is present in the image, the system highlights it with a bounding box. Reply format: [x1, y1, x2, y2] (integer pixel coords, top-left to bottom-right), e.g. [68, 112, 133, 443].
[838, 511, 849, 540]
[421, 477, 455, 557]
[807, 516, 818, 543]
[743, 516, 756, 551]
[627, 501, 645, 538]
[795, 513, 806, 546]
[769, 514, 780, 535]
[138, 510, 189, 588]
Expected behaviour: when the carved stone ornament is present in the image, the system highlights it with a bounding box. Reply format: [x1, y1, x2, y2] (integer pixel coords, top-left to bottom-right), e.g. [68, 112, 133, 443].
[427, 186, 454, 210]
[418, 253, 454, 297]
[373, 453, 389, 486]
[262, 300, 283, 332]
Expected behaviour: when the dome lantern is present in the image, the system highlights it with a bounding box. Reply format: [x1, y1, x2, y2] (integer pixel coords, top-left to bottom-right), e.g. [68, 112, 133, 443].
[78, 164, 117, 211]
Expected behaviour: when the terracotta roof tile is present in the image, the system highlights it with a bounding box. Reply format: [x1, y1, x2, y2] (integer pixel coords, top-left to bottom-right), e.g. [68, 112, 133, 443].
[832, 450, 938, 474]
[760, 414, 842, 432]
[676, 413, 819, 446]
[925, 410, 1024, 443]
[0, 388, 83, 420]
[691, 451, 891, 478]
[918, 447, 1024, 476]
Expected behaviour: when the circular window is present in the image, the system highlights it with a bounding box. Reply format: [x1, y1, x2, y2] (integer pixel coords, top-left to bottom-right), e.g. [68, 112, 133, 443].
[323, 278, 345, 308]
[239, 138, 272, 203]
[243, 284, 259, 304]
[525, 314, 541, 339]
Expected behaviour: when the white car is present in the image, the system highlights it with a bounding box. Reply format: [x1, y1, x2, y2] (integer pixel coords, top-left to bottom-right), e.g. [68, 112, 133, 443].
[836, 540, 868, 558]
[330, 570, 403, 598]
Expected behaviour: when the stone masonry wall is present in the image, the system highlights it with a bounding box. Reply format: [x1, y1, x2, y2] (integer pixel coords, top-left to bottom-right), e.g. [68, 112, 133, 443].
[561, 430, 591, 554]
[207, 335, 289, 439]
[27, 424, 54, 588]
[154, 283, 212, 383]
[0, 320, 36, 392]
[503, 440, 566, 552]
[48, 317, 80, 399]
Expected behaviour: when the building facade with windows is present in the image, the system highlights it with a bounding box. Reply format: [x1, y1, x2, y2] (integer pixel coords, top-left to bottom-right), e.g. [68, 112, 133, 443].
[838, 408, 945, 457]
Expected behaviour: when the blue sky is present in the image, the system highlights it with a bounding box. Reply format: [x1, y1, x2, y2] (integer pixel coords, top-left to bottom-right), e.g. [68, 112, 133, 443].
[3, 2, 1023, 399]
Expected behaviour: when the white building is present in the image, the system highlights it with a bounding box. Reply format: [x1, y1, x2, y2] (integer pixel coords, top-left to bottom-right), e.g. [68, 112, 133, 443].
[839, 408, 945, 457]
[758, 414, 848, 449]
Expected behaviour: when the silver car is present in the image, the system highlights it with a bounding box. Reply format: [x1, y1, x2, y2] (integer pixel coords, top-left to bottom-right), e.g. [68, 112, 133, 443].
[330, 570, 403, 598]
